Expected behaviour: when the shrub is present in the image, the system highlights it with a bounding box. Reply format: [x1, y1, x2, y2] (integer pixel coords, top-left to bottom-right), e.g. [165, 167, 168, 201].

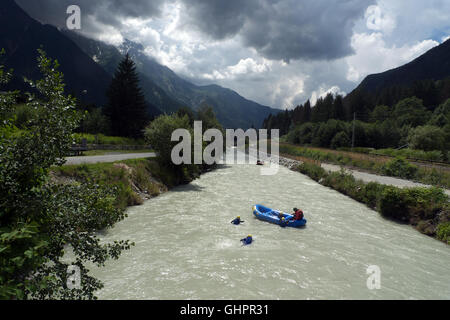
[436, 222, 450, 244]
[381, 157, 418, 179]
[378, 186, 412, 222]
[408, 125, 446, 151]
[362, 182, 385, 208]
[296, 162, 327, 181]
[330, 131, 350, 149]
[72, 133, 146, 145]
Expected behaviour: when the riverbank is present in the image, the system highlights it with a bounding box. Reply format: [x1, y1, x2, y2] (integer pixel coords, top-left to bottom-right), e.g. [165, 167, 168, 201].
[278, 143, 450, 189]
[52, 157, 205, 210]
[259, 151, 450, 244]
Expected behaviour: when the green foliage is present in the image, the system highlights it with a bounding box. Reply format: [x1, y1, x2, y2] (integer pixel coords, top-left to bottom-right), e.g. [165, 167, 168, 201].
[370, 105, 391, 122]
[292, 162, 449, 243]
[285, 122, 317, 145]
[381, 157, 419, 179]
[407, 125, 446, 151]
[338, 147, 374, 154]
[54, 159, 170, 209]
[145, 114, 200, 184]
[393, 97, 430, 127]
[72, 133, 145, 146]
[296, 162, 327, 181]
[378, 186, 412, 221]
[0, 50, 132, 299]
[78, 107, 111, 135]
[197, 104, 224, 133]
[372, 148, 444, 162]
[428, 99, 450, 127]
[436, 222, 450, 244]
[280, 143, 450, 188]
[104, 54, 150, 138]
[330, 131, 350, 149]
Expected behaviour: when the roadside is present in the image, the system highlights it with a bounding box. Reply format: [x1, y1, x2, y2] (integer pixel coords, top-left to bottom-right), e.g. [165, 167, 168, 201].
[83, 149, 153, 156]
[277, 142, 450, 189]
[64, 152, 156, 165]
[280, 152, 450, 196]
[257, 150, 450, 244]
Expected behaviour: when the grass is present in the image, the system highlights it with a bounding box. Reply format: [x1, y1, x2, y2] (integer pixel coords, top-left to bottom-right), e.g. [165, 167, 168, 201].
[82, 149, 153, 156]
[52, 158, 176, 209]
[279, 142, 450, 189]
[72, 133, 147, 146]
[294, 162, 450, 244]
[337, 147, 448, 163]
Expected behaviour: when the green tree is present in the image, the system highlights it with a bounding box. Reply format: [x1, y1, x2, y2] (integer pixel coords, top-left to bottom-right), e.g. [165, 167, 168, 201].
[0, 50, 132, 299]
[78, 107, 111, 135]
[104, 54, 150, 138]
[330, 131, 350, 149]
[428, 99, 450, 127]
[407, 125, 446, 151]
[144, 114, 199, 184]
[176, 106, 195, 126]
[197, 104, 223, 133]
[393, 97, 430, 127]
[370, 105, 390, 123]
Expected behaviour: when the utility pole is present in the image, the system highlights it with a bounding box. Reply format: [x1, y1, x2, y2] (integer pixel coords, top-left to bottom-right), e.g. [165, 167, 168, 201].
[351, 112, 355, 150]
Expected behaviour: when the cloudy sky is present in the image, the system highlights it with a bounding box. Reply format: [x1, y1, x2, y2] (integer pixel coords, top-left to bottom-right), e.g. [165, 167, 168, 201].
[16, 0, 450, 109]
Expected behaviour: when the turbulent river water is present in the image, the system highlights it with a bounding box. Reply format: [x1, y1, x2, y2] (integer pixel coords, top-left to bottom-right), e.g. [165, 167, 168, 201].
[90, 159, 450, 300]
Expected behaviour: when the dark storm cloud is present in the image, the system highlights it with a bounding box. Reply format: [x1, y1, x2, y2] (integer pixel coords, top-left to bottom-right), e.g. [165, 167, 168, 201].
[15, 0, 165, 30]
[16, 0, 374, 62]
[180, 0, 375, 61]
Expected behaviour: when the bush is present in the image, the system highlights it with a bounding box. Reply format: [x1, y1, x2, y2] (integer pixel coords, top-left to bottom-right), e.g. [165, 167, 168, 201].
[381, 157, 418, 179]
[72, 133, 145, 146]
[330, 131, 350, 149]
[393, 97, 430, 127]
[296, 162, 327, 181]
[362, 182, 385, 208]
[408, 125, 446, 151]
[371, 148, 444, 162]
[378, 186, 412, 222]
[292, 161, 449, 243]
[436, 222, 450, 244]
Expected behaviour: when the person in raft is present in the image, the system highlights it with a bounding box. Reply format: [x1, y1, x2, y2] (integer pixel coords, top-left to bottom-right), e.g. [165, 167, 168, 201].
[280, 217, 288, 227]
[292, 208, 304, 221]
[231, 216, 244, 225]
[241, 235, 253, 245]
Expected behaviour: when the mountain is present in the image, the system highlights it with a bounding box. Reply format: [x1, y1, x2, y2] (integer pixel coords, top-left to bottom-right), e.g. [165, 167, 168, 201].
[348, 39, 450, 98]
[118, 39, 280, 129]
[2, 0, 278, 128]
[62, 30, 183, 114]
[0, 0, 112, 107]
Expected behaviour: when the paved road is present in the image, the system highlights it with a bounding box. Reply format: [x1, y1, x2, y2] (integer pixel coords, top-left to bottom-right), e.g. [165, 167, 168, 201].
[321, 163, 450, 196]
[64, 152, 156, 165]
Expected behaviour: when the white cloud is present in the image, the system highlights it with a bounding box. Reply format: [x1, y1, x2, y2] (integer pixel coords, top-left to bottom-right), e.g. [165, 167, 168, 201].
[345, 32, 439, 83]
[310, 86, 346, 106]
[227, 58, 272, 76]
[365, 5, 396, 34]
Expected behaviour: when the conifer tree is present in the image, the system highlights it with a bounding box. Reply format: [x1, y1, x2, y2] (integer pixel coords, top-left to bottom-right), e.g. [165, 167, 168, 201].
[105, 54, 149, 138]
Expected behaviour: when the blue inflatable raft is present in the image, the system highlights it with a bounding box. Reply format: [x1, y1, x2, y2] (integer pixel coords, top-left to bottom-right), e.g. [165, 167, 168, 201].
[252, 204, 307, 228]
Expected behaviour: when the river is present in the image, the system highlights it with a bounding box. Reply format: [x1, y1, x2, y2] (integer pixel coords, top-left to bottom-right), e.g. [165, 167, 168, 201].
[90, 160, 450, 299]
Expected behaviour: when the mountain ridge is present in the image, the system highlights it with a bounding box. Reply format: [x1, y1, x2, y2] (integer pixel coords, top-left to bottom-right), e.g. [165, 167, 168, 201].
[0, 0, 112, 107]
[2, 0, 280, 129]
[350, 38, 450, 95]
